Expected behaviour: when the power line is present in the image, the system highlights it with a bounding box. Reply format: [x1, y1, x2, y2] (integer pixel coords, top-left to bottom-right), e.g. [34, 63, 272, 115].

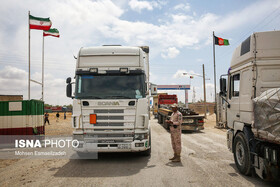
[216, 5, 280, 59]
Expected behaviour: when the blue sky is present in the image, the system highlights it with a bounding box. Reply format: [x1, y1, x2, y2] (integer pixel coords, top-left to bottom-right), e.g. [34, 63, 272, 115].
[0, 0, 280, 105]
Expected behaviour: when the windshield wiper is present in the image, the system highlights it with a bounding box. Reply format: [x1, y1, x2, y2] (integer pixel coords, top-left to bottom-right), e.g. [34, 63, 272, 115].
[106, 95, 132, 99]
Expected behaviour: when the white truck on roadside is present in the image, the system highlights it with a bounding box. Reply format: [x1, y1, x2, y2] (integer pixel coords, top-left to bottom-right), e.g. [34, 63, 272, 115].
[66, 45, 153, 156]
[218, 30, 280, 181]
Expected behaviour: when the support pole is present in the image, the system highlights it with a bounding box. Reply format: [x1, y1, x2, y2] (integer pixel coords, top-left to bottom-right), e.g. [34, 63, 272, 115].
[203, 64, 207, 119]
[42, 35, 44, 101]
[28, 11, 31, 100]
[185, 89, 188, 108]
[213, 31, 218, 126]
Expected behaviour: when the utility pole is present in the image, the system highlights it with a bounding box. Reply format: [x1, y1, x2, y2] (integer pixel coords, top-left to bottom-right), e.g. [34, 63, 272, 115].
[203, 64, 207, 119]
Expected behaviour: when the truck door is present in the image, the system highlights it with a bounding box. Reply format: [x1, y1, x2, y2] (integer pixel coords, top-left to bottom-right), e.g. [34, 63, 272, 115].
[227, 73, 240, 128]
[239, 68, 253, 124]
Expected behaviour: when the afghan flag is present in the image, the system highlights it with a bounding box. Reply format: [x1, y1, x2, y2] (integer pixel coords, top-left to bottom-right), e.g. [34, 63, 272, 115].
[29, 15, 52, 30]
[43, 28, 60, 38]
[214, 36, 229, 46]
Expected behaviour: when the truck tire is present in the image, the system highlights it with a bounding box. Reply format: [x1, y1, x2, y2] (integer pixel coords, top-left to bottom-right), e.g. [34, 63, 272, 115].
[141, 148, 151, 156]
[161, 115, 164, 125]
[163, 116, 166, 128]
[233, 132, 251, 176]
[158, 114, 162, 124]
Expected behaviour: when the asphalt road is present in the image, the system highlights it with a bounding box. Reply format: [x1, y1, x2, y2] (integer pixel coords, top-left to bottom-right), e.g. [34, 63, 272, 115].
[0, 117, 279, 187]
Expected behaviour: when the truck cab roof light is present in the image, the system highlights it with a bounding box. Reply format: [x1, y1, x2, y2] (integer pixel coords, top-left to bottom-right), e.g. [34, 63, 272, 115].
[120, 68, 128, 73]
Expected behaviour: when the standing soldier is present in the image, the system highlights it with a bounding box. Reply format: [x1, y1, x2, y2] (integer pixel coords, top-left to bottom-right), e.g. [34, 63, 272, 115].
[44, 112, 50, 125]
[166, 104, 183, 162]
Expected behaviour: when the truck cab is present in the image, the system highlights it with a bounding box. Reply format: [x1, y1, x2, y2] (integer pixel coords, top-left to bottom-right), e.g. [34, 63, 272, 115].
[219, 31, 280, 180]
[66, 46, 152, 156]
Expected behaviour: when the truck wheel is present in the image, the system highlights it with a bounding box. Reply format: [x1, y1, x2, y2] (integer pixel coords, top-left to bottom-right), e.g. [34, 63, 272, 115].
[233, 132, 251, 176]
[163, 116, 166, 128]
[159, 115, 163, 124]
[141, 147, 151, 156]
[158, 114, 161, 124]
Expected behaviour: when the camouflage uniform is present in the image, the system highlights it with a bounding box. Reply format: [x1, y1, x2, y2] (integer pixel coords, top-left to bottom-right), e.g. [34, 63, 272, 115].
[170, 110, 183, 155]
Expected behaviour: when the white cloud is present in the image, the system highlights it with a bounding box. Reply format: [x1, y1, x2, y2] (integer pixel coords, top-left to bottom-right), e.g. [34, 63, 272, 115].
[129, 0, 154, 12]
[173, 3, 190, 12]
[0, 0, 279, 105]
[173, 69, 202, 79]
[0, 66, 71, 105]
[161, 47, 180, 59]
[0, 66, 27, 79]
[172, 69, 186, 79]
[128, 0, 166, 13]
[171, 14, 192, 23]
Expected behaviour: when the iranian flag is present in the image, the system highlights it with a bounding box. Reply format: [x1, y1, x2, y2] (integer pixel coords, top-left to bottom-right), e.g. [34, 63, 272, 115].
[43, 28, 60, 38]
[29, 15, 52, 30]
[214, 36, 229, 46]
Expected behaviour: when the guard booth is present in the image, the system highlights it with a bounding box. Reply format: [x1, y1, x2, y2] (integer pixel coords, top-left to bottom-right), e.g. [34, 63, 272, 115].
[0, 100, 45, 135]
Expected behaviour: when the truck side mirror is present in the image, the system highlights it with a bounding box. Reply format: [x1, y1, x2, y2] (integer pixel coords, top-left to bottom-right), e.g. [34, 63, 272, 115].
[150, 84, 157, 96]
[220, 78, 227, 96]
[66, 77, 71, 84]
[66, 84, 72, 98]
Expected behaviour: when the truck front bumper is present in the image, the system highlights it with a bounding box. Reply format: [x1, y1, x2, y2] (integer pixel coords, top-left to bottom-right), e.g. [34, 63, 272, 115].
[181, 124, 204, 131]
[73, 139, 150, 153]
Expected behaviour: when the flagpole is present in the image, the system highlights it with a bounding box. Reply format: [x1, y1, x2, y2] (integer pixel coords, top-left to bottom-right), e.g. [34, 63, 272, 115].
[28, 11, 31, 100]
[203, 64, 207, 119]
[213, 31, 218, 126]
[42, 34, 44, 101]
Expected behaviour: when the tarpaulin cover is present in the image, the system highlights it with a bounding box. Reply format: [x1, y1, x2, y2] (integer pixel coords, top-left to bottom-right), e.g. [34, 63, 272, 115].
[252, 88, 280, 144]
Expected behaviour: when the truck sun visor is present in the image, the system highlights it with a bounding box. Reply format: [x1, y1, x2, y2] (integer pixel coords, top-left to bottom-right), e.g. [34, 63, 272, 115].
[76, 69, 144, 75]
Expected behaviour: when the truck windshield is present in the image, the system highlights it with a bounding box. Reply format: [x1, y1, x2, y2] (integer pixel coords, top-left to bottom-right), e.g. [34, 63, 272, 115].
[75, 74, 146, 99]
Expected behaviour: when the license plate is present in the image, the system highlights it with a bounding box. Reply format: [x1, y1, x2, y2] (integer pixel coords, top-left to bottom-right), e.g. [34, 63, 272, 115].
[184, 119, 194, 123]
[101, 140, 115, 143]
[118, 144, 131, 149]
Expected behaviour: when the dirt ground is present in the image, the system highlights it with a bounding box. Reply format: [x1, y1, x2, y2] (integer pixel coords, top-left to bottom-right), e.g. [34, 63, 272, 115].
[45, 112, 73, 136]
[0, 114, 279, 186]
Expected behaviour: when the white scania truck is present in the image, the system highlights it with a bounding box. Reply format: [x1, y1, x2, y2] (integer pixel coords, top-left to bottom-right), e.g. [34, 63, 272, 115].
[218, 31, 280, 180]
[66, 45, 153, 156]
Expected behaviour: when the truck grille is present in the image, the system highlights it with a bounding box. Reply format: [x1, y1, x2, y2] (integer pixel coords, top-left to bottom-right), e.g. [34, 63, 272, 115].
[81, 102, 136, 143]
[97, 116, 124, 120]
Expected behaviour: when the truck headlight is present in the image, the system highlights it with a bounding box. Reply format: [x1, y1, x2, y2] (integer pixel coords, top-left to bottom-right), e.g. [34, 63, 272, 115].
[134, 133, 148, 140]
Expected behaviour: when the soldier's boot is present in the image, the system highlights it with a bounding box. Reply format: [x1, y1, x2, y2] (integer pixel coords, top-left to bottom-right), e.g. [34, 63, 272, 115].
[169, 153, 176, 160]
[172, 154, 181, 162]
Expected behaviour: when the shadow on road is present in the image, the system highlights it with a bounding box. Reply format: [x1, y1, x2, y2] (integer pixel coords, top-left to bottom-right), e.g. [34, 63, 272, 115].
[165, 161, 184, 167]
[53, 152, 151, 178]
[229, 163, 280, 186]
[182, 130, 204, 134]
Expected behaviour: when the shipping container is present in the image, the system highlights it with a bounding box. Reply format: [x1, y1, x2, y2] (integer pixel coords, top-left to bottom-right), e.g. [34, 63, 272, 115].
[0, 100, 44, 135]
